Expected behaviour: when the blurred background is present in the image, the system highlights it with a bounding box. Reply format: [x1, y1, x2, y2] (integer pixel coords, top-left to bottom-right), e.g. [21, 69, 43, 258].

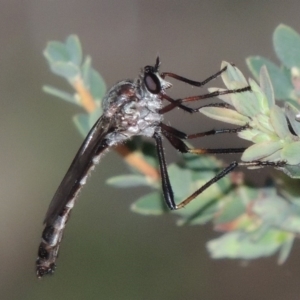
[1, 1, 300, 299]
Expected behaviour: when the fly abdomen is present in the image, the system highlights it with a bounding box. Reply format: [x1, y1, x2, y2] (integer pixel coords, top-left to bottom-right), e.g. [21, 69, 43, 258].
[36, 197, 75, 278]
[36, 241, 57, 277]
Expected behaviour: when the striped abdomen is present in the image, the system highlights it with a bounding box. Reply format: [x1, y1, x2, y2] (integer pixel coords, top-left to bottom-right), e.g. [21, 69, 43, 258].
[36, 116, 111, 277]
[36, 189, 79, 277]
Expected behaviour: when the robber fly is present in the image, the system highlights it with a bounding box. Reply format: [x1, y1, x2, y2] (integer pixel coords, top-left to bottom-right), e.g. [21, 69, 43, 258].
[37, 57, 252, 277]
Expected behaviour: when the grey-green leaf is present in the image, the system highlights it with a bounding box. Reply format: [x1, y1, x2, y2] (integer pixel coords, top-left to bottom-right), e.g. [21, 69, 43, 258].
[278, 164, 300, 179]
[269, 105, 290, 139]
[273, 24, 300, 69]
[65, 35, 82, 66]
[82, 56, 91, 83]
[278, 235, 294, 264]
[42, 85, 79, 105]
[131, 192, 166, 215]
[207, 230, 282, 260]
[44, 41, 69, 63]
[82, 57, 107, 100]
[89, 69, 107, 100]
[284, 102, 300, 136]
[50, 62, 80, 80]
[106, 174, 153, 188]
[73, 113, 90, 137]
[259, 66, 275, 109]
[246, 56, 293, 100]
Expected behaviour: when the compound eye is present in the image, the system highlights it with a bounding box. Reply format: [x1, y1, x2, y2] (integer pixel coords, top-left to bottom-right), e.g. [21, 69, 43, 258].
[144, 73, 161, 94]
[144, 66, 151, 73]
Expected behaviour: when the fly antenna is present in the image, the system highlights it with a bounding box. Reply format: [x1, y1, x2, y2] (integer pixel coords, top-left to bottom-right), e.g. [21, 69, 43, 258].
[155, 56, 161, 71]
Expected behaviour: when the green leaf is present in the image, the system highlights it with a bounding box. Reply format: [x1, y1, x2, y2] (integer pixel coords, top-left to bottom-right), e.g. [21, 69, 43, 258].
[42, 85, 79, 105]
[178, 202, 218, 226]
[280, 207, 300, 233]
[73, 108, 102, 137]
[249, 78, 270, 115]
[279, 164, 300, 178]
[221, 62, 247, 86]
[73, 113, 90, 137]
[183, 153, 222, 170]
[278, 234, 294, 264]
[89, 69, 107, 101]
[214, 187, 256, 225]
[82, 57, 107, 101]
[273, 24, 300, 69]
[252, 190, 290, 225]
[238, 128, 263, 142]
[50, 62, 80, 80]
[230, 83, 261, 118]
[88, 106, 103, 126]
[284, 102, 300, 136]
[82, 56, 92, 86]
[65, 35, 82, 66]
[207, 230, 282, 260]
[241, 140, 283, 162]
[131, 192, 166, 215]
[259, 65, 275, 110]
[174, 174, 231, 221]
[44, 41, 69, 63]
[269, 105, 290, 139]
[106, 174, 153, 188]
[252, 114, 274, 135]
[168, 164, 192, 200]
[253, 187, 300, 234]
[207, 87, 233, 106]
[199, 107, 249, 126]
[220, 65, 262, 118]
[281, 142, 300, 165]
[73, 110, 102, 138]
[251, 132, 273, 143]
[246, 56, 293, 100]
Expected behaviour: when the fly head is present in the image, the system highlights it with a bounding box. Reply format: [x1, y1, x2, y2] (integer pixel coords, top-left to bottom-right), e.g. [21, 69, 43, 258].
[143, 57, 172, 94]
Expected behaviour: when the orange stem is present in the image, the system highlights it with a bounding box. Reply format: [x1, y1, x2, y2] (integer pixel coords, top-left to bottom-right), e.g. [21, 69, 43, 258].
[73, 77, 97, 113]
[115, 145, 160, 180]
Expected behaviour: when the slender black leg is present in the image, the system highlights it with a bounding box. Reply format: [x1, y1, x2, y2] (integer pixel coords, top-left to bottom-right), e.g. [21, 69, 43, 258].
[155, 124, 287, 210]
[158, 122, 287, 209]
[160, 123, 247, 155]
[160, 94, 196, 114]
[159, 86, 250, 114]
[160, 122, 249, 140]
[153, 132, 176, 210]
[175, 160, 286, 209]
[176, 161, 238, 209]
[187, 125, 249, 139]
[161, 64, 230, 87]
[159, 64, 250, 114]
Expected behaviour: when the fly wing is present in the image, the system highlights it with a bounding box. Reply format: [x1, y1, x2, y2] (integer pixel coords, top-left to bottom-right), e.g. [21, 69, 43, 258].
[44, 115, 114, 225]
